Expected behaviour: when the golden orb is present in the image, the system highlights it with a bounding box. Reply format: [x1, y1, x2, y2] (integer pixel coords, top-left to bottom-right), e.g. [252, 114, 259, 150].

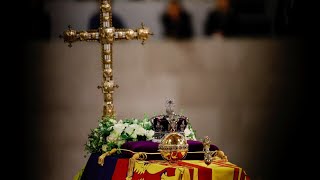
[158, 132, 188, 163]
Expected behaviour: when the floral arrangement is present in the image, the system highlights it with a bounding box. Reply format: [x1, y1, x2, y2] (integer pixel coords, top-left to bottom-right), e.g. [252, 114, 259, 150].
[84, 116, 197, 154]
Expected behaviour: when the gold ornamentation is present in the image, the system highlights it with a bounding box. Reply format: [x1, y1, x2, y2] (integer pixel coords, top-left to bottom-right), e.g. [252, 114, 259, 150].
[158, 132, 188, 163]
[202, 136, 228, 165]
[101, 2, 111, 12]
[127, 152, 148, 180]
[125, 29, 135, 40]
[104, 103, 114, 117]
[103, 50, 111, 56]
[98, 148, 117, 166]
[79, 31, 89, 41]
[60, 0, 152, 117]
[213, 150, 228, 161]
[103, 80, 116, 92]
[203, 136, 214, 165]
[103, 15, 110, 21]
[104, 59, 112, 64]
[100, 27, 115, 43]
[202, 136, 211, 151]
[60, 25, 77, 47]
[104, 67, 113, 77]
[106, 93, 113, 101]
[137, 23, 153, 44]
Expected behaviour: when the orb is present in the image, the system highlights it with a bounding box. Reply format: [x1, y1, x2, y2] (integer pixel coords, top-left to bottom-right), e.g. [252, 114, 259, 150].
[158, 132, 188, 162]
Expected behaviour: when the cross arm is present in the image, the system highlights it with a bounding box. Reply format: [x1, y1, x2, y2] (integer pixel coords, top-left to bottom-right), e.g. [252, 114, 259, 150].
[60, 23, 153, 47]
[60, 25, 99, 47]
[114, 23, 153, 44]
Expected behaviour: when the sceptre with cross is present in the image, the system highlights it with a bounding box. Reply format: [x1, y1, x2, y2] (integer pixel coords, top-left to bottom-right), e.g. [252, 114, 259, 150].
[60, 0, 153, 118]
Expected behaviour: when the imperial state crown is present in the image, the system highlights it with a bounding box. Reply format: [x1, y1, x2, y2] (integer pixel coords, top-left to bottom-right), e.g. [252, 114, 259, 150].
[150, 100, 189, 141]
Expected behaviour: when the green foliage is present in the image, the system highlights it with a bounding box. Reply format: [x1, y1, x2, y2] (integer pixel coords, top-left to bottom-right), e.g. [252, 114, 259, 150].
[84, 116, 154, 155]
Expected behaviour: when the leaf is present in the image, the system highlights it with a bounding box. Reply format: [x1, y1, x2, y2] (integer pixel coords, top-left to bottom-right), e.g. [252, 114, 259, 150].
[121, 133, 129, 139]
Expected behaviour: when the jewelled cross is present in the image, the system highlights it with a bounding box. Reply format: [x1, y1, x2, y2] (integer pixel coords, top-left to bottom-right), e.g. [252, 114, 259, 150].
[60, 0, 153, 118]
[165, 99, 178, 132]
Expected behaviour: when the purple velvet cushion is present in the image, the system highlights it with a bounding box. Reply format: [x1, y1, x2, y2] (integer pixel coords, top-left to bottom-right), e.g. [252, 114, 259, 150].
[121, 141, 159, 152]
[120, 140, 219, 160]
[121, 140, 219, 152]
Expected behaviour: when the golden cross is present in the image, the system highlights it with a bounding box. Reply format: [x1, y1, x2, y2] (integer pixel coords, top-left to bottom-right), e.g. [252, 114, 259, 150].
[60, 0, 153, 118]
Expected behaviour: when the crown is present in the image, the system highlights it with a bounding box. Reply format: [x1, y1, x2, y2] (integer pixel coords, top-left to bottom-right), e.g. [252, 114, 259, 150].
[150, 100, 189, 141]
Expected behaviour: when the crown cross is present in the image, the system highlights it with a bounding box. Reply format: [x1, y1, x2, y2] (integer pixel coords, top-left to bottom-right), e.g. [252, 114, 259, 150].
[166, 100, 178, 132]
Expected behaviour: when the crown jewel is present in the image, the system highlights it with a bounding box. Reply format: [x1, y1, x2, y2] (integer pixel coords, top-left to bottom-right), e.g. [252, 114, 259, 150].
[150, 100, 189, 141]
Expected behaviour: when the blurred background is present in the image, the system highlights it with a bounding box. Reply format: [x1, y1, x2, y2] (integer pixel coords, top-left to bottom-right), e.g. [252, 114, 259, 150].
[22, 0, 311, 179]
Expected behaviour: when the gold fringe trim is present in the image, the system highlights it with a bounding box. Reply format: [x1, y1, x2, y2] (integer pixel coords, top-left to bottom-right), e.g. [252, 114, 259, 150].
[98, 148, 118, 166]
[126, 152, 148, 180]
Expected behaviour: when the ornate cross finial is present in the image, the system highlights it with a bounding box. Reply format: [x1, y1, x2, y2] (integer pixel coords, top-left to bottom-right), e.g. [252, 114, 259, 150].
[165, 99, 175, 116]
[60, 0, 153, 118]
[165, 99, 178, 132]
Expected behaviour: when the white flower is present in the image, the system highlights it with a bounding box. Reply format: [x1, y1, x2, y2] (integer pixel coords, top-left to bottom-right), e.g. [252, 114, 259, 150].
[118, 120, 123, 124]
[135, 126, 146, 136]
[125, 125, 135, 135]
[131, 132, 137, 139]
[131, 124, 140, 137]
[102, 144, 108, 152]
[113, 123, 127, 135]
[133, 119, 138, 124]
[146, 130, 155, 140]
[190, 135, 196, 140]
[184, 125, 197, 140]
[107, 131, 119, 142]
[184, 125, 192, 137]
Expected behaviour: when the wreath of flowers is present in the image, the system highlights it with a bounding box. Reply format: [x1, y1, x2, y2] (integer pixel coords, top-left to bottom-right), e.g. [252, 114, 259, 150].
[84, 116, 197, 155]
